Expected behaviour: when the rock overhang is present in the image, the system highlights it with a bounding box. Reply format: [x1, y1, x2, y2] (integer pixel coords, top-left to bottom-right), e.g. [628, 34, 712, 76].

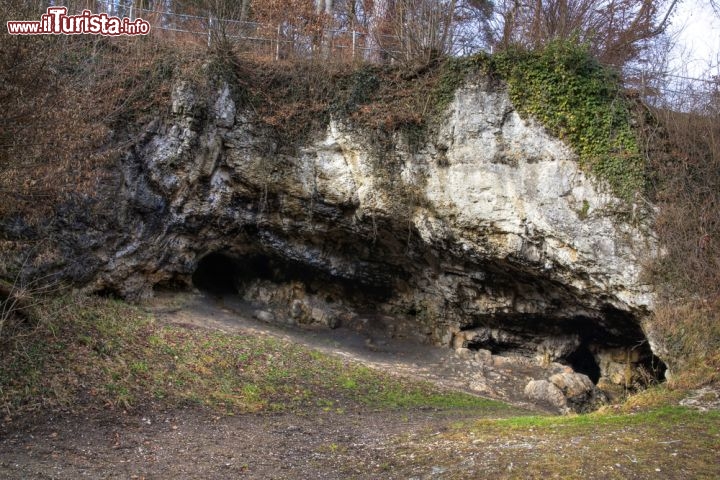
[87, 75, 663, 407]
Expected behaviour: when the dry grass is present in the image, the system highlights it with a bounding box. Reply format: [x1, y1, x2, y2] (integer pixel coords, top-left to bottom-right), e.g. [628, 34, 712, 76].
[646, 300, 720, 388]
[228, 56, 444, 152]
[0, 12, 203, 221]
[0, 294, 512, 417]
[640, 104, 720, 388]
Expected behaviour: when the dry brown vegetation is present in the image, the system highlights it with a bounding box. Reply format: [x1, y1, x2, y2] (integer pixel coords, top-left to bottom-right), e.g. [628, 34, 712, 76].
[230, 57, 440, 150]
[0, 1, 204, 221]
[642, 103, 720, 387]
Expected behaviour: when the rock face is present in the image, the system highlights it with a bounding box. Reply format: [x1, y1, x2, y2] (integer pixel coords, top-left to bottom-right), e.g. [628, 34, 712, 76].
[16, 76, 666, 395]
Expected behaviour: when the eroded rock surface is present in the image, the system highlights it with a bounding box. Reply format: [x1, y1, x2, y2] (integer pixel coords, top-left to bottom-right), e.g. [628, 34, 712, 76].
[11, 77, 666, 406]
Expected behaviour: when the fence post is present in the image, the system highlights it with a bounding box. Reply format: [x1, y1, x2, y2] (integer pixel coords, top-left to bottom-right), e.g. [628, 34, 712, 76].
[275, 24, 281, 61]
[641, 70, 646, 96]
[352, 30, 356, 62]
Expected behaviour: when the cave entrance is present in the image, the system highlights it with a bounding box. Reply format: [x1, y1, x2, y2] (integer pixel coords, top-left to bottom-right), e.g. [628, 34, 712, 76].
[458, 312, 666, 388]
[192, 252, 246, 294]
[192, 251, 393, 303]
[566, 344, 601, 383]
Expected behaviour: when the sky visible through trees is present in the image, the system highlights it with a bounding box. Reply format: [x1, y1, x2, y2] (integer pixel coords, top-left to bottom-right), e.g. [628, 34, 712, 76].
[88, 0, 719, 82]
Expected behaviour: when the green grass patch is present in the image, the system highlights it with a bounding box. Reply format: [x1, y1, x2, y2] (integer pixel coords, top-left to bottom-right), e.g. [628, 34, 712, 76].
[0, 294, 512, 417]
[393, 404, 720, 479]
[484, 405, 718, 432]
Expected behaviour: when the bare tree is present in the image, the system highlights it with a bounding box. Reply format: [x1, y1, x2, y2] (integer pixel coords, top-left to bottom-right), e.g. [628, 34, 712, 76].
[315, 0, 334, 14]
[374, 0, 493, 64]
[712, 0, 720, 15]
[490, 0, 681, 67]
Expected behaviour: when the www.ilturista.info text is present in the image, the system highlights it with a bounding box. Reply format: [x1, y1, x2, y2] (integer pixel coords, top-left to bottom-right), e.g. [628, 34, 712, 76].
[7, 7, 150, 36]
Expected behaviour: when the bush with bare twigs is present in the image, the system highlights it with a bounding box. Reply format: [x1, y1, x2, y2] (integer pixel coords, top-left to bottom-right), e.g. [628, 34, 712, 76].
[642, 81, 720, 386]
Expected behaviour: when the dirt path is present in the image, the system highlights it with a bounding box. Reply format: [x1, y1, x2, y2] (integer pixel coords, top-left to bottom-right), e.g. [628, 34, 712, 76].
[1, 406, 487, 479]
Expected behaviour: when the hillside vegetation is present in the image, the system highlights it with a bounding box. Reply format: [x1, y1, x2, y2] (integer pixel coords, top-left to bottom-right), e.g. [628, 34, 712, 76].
[1, 3, 718, 417]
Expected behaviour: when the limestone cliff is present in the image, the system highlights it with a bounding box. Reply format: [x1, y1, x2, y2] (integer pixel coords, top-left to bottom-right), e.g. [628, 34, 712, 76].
[22, 73, 664, 394]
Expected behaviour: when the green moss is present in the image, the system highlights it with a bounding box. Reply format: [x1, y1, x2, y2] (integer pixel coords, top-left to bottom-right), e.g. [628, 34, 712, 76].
[491, 41, 645, 201]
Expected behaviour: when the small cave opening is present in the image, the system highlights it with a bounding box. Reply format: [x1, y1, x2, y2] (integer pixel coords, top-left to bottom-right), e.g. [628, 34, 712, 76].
[565, 344, 601, 383]
[459, 311, 666, 388]
[95, 287, 124, 300]
[192, 252, 245, 294]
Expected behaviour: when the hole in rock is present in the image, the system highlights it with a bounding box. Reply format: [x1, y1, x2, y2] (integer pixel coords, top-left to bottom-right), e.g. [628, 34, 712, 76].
[461, 313, 665, 387]
[466, 337, 531, 356]
[566, 344, 601, 383]
[96, 287, 123, 299]
[192, 252, 244, 294]
[192, 251, 392, 302]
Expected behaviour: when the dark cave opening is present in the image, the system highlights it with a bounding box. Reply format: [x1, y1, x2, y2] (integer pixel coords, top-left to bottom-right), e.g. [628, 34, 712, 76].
[466, 337, 533, 357]
[191, 251, 393, 302]
[565, 344, 602, 383]
[192, 252, 244, 294]
[466, 333, 603, 383]
[460, 313, 666, 386]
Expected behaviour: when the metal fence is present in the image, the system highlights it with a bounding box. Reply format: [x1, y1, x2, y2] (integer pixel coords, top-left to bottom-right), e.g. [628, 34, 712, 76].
[48, 1, 720, 106]
[87, 0, 486, 62]
[88, 0, 419, 62]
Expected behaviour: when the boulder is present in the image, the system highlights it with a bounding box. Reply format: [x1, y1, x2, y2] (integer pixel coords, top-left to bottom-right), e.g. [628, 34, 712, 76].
[525, 372, 608, 413]
[549, 372, 607, 413]
[524, 380, 568, 411]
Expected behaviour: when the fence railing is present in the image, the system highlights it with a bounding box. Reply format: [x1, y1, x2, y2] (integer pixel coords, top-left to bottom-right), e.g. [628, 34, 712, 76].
[87, 0, 485, 62]
[46, 1, 720, 107]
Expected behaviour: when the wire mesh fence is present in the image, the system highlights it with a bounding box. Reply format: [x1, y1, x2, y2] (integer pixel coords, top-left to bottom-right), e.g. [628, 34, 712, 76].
[38, 0, 720, 107]
[84, 0, 488, 62]
[86, 0, 406, 62]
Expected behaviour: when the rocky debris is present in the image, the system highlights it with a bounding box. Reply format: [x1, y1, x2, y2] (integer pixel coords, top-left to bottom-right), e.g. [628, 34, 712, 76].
[680, 386, 720, 411]
[450, 321, 666, 391]
[594, 347, 643, 386]
[448, 339, 606, 412]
